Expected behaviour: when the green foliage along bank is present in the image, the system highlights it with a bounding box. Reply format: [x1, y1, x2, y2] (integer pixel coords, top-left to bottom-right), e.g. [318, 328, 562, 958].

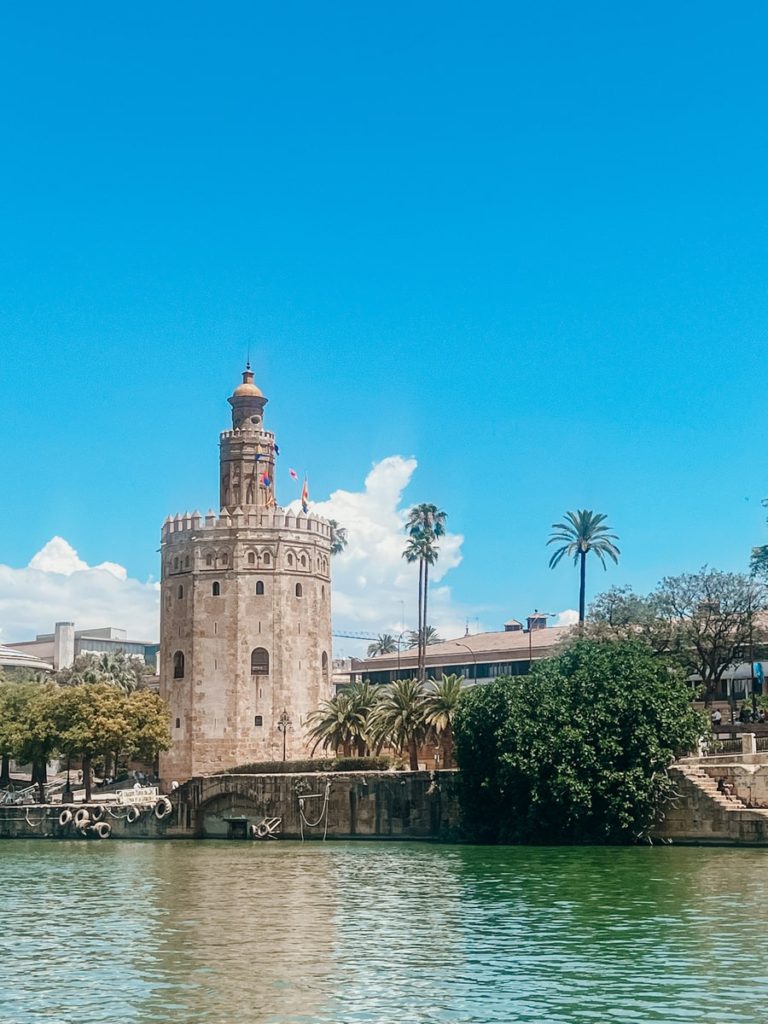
[453, 638, 706, 844]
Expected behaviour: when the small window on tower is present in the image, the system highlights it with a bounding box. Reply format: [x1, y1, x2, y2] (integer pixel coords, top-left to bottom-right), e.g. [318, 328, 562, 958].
[295, 583, 303, 598]
[206, 553, 213, 567]
[221, 552, 229, 566]
[263, 552, 271, 566]
[287, 553, 294, 567]
[175, 718, 181, 729]
[177, 585, 184, 599]
[254, 715, 263, 727]
[212, 581, 220, 596]
[173, 651, 185, 679]
[173, 557, 179, 572]
[300, 554, 307, 568]
[248, 552, 256, 565]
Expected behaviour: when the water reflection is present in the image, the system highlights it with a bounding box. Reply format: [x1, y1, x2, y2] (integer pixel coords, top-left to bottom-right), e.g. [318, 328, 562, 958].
[2, 841, 768, 1024]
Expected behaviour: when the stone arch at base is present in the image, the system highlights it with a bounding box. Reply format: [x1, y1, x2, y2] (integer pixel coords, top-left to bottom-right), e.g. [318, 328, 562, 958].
[194, 786, 279, 838]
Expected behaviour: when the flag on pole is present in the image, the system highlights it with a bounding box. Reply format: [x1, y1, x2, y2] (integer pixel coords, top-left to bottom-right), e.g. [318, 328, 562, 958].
[301, 476, 309, 513]
[274, 443, 280, 456]
[289, 468, 298, 480]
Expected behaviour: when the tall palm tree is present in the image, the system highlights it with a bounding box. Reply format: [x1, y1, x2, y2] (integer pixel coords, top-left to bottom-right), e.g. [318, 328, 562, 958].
[547, 509, 620, 624]
[305, 693, 366, 757]
[424, 673, 464, 769]
[328, 519, 348, 557]
[369, 678, 428, 771]
[403, 504, 447, 680]
[367, 634, 398, 657]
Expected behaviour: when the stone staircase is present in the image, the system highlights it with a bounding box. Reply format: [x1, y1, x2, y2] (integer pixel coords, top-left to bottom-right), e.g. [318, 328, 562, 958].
[673, 764, 752, 810]
[660, 764, 768, 844]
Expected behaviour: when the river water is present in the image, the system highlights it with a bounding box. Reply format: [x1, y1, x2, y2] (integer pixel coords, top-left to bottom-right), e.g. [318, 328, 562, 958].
[2, 840, 766, 1023]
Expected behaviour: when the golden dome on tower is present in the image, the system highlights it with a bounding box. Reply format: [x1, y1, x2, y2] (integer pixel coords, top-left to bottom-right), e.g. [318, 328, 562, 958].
[232, 364, 263, 398]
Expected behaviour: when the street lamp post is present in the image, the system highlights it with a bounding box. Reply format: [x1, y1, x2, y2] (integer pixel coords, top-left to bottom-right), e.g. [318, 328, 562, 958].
[277, 709, 292, 762]
[455, 641, 477, 684]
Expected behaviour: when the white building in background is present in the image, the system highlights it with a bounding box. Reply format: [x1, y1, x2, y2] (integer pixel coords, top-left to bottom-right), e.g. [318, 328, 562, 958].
[6, 622, 159, 672]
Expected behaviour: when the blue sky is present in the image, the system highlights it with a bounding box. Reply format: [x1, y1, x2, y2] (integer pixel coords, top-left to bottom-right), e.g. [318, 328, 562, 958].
[1, 3, 766, 646]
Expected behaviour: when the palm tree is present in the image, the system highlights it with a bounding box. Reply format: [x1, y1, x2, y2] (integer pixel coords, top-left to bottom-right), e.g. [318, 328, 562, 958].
[328, 519, 348, 557]
[405, 626, 443, 649]
[346, 680, 381, 755]
[547, 509, 620, 624]
[367, 634, 398, 657]
[402, 504, 447, 681]
[305, 693, 366, 757]
[424, 673, 464, 769]
[369, 678, 428, 771]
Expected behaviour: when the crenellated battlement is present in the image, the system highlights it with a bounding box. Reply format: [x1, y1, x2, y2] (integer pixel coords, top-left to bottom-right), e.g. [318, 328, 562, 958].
[161, 507, 332, 541]
[219, 428, 275, 443]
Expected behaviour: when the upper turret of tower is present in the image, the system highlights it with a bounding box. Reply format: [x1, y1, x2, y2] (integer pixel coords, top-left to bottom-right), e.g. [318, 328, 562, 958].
[228, 364, 268, 431]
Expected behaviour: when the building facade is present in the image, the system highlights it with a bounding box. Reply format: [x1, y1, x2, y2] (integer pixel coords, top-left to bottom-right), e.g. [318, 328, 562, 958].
[159, 366, 333, 782]
[347, 615, 571, 687]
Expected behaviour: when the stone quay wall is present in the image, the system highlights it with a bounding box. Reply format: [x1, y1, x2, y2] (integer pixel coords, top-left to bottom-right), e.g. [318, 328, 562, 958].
[0, 771, 461, 842]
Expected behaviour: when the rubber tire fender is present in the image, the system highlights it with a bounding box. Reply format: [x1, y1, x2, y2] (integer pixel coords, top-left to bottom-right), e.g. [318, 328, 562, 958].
[58, 808, 73, 826]
[126, 805, 140, 823]
[154, 797, 172, 820]
[91, 805, 105, 822]
[74, 808, 90, 828]
[95, 821, 112, 840]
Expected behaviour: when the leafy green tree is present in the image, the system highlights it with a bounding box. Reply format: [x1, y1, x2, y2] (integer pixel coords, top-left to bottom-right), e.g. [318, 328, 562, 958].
[367, 634, 398, 657]
[424, 673, 464, 769]
[0, 682, 36, 786]
[370, 678, 428, 771]
[547, 510, 620, 623]
[403, 503, 446, 680]
[123, 688, 171, 764]
[6, 682, 63, 799]
[454, 638, 705, 844]
[652, 569, 766, 704]
[57, 684, 131, 801]
[306, 692, 366, 757]
[328, 519, 348, 557]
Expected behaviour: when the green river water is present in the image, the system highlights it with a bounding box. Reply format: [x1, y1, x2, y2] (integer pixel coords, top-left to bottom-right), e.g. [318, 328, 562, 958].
[2, 840, 767, 1024]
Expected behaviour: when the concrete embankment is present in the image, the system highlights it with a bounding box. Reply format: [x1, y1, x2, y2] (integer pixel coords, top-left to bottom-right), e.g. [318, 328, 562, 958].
[0, 770, 461, 841]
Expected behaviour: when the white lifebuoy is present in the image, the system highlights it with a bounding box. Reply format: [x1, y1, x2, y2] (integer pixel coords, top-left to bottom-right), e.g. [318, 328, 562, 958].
[154, 797, 172, 820]
[90, 805, 105, 822]
[126, 805, 140, 823]
[95, 821, 111, 839]
[74, 808, 90, 828]
[58, 809, 73, 826]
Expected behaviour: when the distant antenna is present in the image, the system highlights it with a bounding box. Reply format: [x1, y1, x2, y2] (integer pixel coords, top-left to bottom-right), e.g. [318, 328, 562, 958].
[246, 344, 251, 371]
[465, 618, 470, 636]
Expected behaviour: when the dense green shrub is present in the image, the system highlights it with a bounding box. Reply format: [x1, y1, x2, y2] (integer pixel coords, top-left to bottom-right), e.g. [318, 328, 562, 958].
[454, 638, 706, 844]
[225, 755, 391, 775]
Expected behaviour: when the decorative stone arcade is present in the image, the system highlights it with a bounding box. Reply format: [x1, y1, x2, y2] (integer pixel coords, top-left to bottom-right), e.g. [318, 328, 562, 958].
[159, 367, 333, 784]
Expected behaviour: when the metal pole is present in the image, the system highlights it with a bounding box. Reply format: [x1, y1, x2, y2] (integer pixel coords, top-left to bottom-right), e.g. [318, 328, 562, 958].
[455, 642, 477, 683]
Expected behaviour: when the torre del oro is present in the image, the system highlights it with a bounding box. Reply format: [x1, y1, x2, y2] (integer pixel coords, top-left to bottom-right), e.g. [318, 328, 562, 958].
[159, 366, 333, 783]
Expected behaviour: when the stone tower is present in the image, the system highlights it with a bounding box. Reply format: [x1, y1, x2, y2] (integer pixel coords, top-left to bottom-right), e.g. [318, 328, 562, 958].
[158, 366, 333, 783]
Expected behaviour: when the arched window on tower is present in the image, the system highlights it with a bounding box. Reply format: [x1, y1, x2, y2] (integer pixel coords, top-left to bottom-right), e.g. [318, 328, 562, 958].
[295, 582, 303, 598]
[247, 552, 256, 566]
[300, 554, 307, 568]
[173, 651, 185, 679]
[221, 552, 229, 567]
[251, 648, 269, 675]
[173, 557, 179, 572]
[177, 585, 184, 599]
[184, 555, 190, 569]
[262, 551, 271, 566]
[322, 651, 329, 680]
[212, 581, 220, 597]
[256, 580, 264, 595]
[206, 553, 213, 567]
[287, 553, 294, 567]
[321, 585, 325, 600]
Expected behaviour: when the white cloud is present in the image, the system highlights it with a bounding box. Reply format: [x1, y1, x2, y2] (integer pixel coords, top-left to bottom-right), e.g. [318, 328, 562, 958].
[555, 609, 580, 626]
[0, 538, 159, 643]
[293, 456, 472, 656]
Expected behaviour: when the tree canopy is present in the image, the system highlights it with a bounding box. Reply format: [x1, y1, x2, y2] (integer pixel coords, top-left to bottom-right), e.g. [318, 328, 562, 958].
[453, 638, 705, 844]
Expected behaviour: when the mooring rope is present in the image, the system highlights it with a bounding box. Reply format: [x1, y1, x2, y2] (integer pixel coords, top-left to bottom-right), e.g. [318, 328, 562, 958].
[299, 781, 331, 841]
